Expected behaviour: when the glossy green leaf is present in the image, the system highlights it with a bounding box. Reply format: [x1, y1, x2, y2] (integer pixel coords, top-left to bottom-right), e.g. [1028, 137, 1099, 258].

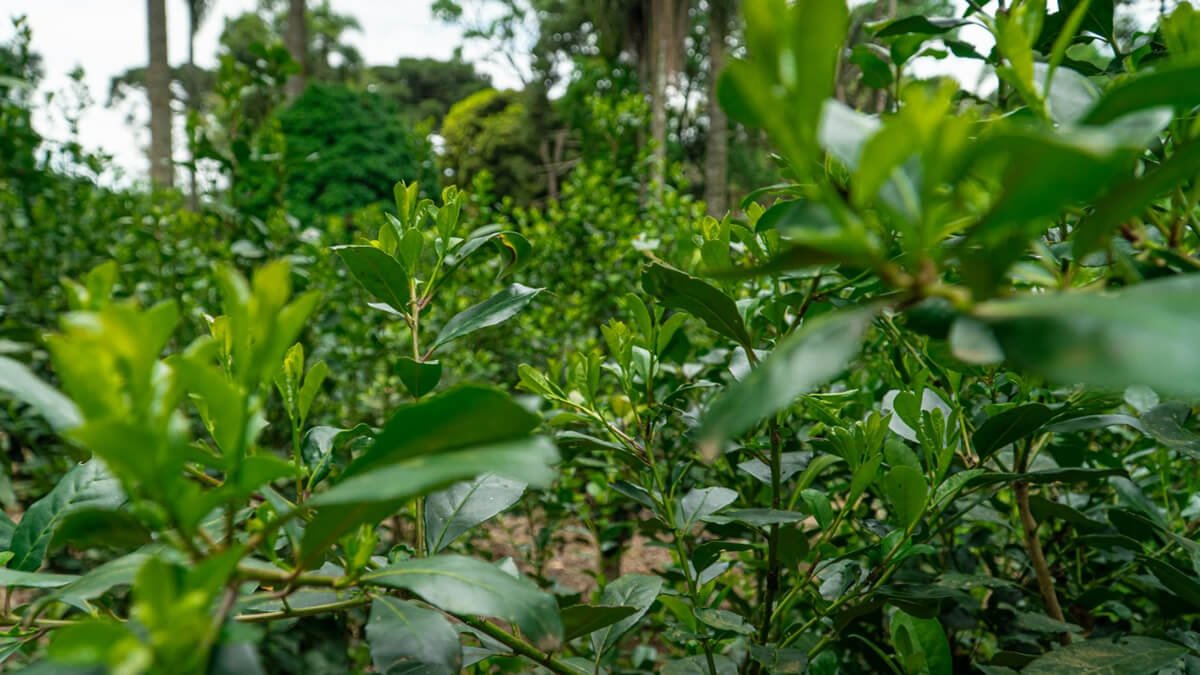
[560, 604, 639, 641]
[964, 274, 1200, 398]
[674, 487, 738, 531]
[332, 244, 409, 313]
[590, 574, 664, 655]
[301, 438, 556, 568]
[749, 645, 808, 673]
[394, 357, 442, 398]
[302, 424, 373, 491]
[44, 551, 151, 611]
[1143, 557, 1200, 606]
[0, 356, 81, 431]
[1072, 140, 1200, 255]
[891, 610, 952, 675]
[663, 655, 739, 675]
[0, 568, 78, 588]
[967, 467, 1126, 487]
[1083, 62, 1200, 125]
[344, 386, 539, 478]
[642, 262, 754, 354]
[425, 473, 526, 553]
[363, 554, 563, 651]
[366, 596, 461, 675]
[50, 508, 150, 552]
[700, 307, 876, 447]
[875, 16, 968, 37]
[10, 461, 124, 571]
[431, 284, 542, 351]
[973, 404, 1055, 461]
[1023, 636, 1186, 674]
[883, 465, 927, 529]
[1141, 402, 1200, 455]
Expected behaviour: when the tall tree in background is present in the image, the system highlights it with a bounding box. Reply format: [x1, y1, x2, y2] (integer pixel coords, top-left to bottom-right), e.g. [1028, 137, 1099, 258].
[285, 0, 307, 99]
[647, 0, 689, 194]
[704, 0, 732, 215]
[184, 0, 213, 206]
[147, 0, 173, 188]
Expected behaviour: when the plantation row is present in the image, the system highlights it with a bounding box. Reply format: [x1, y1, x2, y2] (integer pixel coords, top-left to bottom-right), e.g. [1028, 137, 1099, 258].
[2, 0, 1200, 673]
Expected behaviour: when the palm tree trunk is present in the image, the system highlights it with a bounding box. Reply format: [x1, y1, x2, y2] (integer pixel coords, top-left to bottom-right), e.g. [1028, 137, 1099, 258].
[704, 7, 728, 217]
[649, 0, 670, 196]
[186, 10, 199, 209]
[285, 0, 308, 100]
[147, 0, 173, 188]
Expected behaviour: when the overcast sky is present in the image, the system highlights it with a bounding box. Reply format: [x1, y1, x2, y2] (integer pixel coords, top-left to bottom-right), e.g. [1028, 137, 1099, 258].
[0, 0, 526, 184]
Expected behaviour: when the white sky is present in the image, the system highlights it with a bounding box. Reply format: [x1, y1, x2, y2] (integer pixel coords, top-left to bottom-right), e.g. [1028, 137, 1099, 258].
[0, 0, 526, 184]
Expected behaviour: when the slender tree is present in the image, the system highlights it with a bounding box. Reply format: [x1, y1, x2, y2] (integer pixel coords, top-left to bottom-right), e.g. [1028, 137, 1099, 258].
[285, 0, 307, 99]
[184, 0, 212, 207]
[147, 0, 173, 188]
[704, 1, 731, 216]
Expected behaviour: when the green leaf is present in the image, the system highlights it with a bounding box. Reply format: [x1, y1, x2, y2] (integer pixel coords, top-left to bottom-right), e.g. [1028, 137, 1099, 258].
[696, 608, 755, 635]
[301, 438, 557, 568]
[674, 487, 738, 530]
[425, 473, 526, 553]
[10, 461, 124, 571]
[1023, 636, 1186, 674]
[1072, 140, 1200, 255]
[0, 567, 77, 588]
[48, 621, 147, 672]
[43, 551, 151, 611]
[891, 610, 953, 675]
[394, 357, 442, 398]
[590, 574, 664, 655]
[1142, 557, 1200, 606]
[50, 508, 151, 552]
[966, 467, 1126, 487]
[819, 99, 879, 172]
[298, 359, 328, 424]
[663, 655, 739, 675]
[959, 108, 1173, 294]
[964, 275, 1200, 398]
[363, 555, 563, 651]
[430, 284, 542, 352]
[560, 604, 639, 641]
[754, 199, 878, 267]
[1083, 62, 1200, 125]
[332, 245, 410, 313]
[642, 262, 754, 354]
[749, 645, 809, 673]
[973, 404, 1055, 461]
[366, 596, 461, 675]
[883, 465, 927, 529]
[0, 356, 81, 431]
[875, 16, 968, 37]
[344, 386, 540, 479]
[1141, 402, 1200, 455]
[700, 307, 876, 447]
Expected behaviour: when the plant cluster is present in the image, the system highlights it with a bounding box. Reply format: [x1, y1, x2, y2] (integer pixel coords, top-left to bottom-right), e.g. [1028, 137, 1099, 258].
[1, 1, 1200, 674]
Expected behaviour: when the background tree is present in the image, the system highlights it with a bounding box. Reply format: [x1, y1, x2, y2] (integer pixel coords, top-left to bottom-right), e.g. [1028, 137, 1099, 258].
[278, 83, 436, 224]
[367, 56, 491, 126]
[284, 0, 307, 99]
[441, 88, 542, 202]
[146, 0, 173, 187]
[703, 0, 732, 215]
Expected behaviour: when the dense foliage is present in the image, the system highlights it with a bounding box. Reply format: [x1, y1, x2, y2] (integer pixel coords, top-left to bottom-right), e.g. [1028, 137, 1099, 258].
[3, 1, 1200, 674]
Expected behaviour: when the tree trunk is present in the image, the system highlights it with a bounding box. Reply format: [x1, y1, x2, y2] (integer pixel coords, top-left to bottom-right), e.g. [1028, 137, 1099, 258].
[285, 0, 308, 100]
[186, 11, 199, 209]
[147, 0, 173, 188]
[704, 7, 728, 217]
[649, 0, 670, 197]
